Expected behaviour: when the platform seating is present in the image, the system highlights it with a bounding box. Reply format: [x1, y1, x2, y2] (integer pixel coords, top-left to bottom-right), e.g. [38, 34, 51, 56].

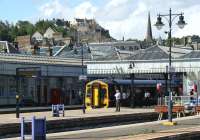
[155, 106, 167, 120]
[155, 105, 185, 120]
[195, 106, 200, 115]
[172, 105, 185, 118]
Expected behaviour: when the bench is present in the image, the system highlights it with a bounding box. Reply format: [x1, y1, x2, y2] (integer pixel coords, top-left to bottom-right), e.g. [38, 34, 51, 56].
[195, 106, 200, 115]
[155, 105, 185, 120]
[155, 106, 167, 120]
[172, 106, 185, 118]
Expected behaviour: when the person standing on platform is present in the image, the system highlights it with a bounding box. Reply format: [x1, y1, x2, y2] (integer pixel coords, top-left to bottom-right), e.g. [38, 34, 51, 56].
[115, 90, 121, 112]
[144, 91, 150, 107]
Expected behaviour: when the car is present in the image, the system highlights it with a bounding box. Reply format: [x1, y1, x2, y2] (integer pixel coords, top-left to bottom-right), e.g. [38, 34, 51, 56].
[184, 98, 200, 114]
[184, 102, 195, 114]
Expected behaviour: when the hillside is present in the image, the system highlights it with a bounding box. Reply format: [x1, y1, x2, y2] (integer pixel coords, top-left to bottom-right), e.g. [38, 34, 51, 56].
[0, 18, 114, 43]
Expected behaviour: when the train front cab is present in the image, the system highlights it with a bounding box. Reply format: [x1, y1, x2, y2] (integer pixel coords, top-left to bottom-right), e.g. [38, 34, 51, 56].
[85, 80, 109, 110]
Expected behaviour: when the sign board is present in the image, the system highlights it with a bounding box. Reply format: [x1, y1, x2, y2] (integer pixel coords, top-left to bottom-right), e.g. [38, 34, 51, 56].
[79, 75, 87, 80]
[16, 67, 41, 77]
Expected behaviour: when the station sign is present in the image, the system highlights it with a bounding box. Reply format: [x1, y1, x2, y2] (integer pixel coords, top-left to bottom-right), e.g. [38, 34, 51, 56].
[16, 67, 41, 77]
[79, 75, 87, 80]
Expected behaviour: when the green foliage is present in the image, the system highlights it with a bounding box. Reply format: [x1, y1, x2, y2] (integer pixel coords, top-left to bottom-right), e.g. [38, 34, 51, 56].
[56, 26, 69, 37]
[101, 30, 110, 38]
[16, 21, 35, 36]
[172, 37, 182, 45]
[0, 18, 112, 43]
[0, 19, 60, 42]
[35, 20, 56, 34]
[0, 21, 12, 41]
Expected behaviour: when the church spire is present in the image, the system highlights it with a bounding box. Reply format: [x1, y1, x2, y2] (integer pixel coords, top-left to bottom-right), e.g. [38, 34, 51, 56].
[146, 12, 153, 42]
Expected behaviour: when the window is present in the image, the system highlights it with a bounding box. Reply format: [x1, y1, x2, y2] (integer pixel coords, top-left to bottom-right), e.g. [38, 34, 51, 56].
[87, 87, 92, 97]
[0, 87, 4, 96]
[9, 77, 16, 97]
[129, 46, 133, 51]
[120, 46, 125, 50]
[134, 46, 139, 50]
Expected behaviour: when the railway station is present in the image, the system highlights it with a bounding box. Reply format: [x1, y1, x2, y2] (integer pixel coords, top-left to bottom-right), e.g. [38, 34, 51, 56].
[0, 43, 200, 108]
[2, 1, 200, 139]
[86, 44, 200, 107]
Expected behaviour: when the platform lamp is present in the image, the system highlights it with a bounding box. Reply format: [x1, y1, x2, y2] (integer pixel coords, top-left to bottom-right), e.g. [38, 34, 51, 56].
[155, 8, 186, 124]
[16, 94, 20, 118]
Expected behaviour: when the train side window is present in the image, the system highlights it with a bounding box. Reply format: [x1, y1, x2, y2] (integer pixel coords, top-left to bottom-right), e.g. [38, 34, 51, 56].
[87, 88, 92, 97]
[101, 89, 106, 98]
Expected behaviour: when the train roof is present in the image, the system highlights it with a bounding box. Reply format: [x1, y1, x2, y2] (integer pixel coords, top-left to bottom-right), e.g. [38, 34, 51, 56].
[87, 79, 179, 86]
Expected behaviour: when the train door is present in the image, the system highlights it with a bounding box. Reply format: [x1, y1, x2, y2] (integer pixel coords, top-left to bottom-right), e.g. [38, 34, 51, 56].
[93, 87, 99, 107]
[92, 83, 109, 108]
[100, 86, 108, 108]
[85, 85, 92, 109]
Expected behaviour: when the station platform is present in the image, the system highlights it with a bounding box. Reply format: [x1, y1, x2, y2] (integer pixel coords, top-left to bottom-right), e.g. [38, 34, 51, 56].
[106, 115, 200, 140]
[0, 107, 154, 124]
[2, 107, 200, 140]
[0, 107, 156, 138]
[4, 111, 200, 140]
[0, 105, 81, 114]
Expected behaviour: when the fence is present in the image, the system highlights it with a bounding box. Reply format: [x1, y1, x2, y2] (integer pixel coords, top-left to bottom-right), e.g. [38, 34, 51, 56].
[163, 96, 200, 106]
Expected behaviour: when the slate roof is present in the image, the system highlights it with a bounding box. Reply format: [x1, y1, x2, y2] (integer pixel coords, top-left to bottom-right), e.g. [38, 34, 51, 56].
[7, 43, 19, 53]
[89, 42, 119, 60]
[58, 45, 92, 60]
[126, 45, 169, 60]
[40, 46, 63, 56]
[0, 41, 19, 54]
[179, 50, 200, 59]
[125, 45, 194, 60]
[159, 45, 192, 58]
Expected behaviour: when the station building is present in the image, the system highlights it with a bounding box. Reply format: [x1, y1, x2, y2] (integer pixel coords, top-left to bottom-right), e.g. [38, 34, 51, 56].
[86, 44, 200, 100]
[0, 39, 148, 106]
[0, 53, 86, 106]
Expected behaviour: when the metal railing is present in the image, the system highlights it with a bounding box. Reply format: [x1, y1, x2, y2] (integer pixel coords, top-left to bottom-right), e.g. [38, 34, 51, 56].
[160, 96, 200, 106]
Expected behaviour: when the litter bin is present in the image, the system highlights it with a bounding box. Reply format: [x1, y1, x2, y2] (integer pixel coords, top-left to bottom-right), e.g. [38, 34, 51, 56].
[52, 104, 64, 117]
[21, 116, 46, 140]
[52, 105, 59, 117]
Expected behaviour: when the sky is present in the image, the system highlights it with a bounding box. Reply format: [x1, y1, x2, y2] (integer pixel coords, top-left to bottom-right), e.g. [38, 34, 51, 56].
[0, 0, 200, 40]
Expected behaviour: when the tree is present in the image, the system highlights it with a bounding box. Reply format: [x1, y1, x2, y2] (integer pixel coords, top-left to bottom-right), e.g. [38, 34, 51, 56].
[0, 20, 12, 41]
[15, 21, 35, 36]
[35, 20, 56, 34]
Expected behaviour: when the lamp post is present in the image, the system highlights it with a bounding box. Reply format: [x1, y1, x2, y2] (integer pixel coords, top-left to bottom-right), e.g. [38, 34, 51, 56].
[129, 62, 135, 108]
[16, 94, 20, 118]
[81, 42, 86, 114]
[155, 8, 186, 123]
[16, 69, 20, 118]
[77, 30, 86, 114]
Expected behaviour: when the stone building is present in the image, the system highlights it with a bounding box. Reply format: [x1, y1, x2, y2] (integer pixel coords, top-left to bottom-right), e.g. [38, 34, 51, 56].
[15, 35, 31, 51]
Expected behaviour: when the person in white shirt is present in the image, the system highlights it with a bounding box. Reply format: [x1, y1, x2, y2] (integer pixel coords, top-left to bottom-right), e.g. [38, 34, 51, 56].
[114, 90, 121, 112]
[144, 91, 150, 107]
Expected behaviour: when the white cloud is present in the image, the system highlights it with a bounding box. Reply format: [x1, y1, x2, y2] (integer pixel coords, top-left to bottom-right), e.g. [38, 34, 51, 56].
[173, 4, 200, 37]
[97, 1, 148, 39]
[37, 0, 200, 40]
[38, 0, 73, 20]
[74, 1, 97, 19]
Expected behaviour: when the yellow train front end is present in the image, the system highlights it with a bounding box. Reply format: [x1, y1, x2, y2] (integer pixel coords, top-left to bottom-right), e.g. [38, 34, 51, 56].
[85, 80, 109, 110]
